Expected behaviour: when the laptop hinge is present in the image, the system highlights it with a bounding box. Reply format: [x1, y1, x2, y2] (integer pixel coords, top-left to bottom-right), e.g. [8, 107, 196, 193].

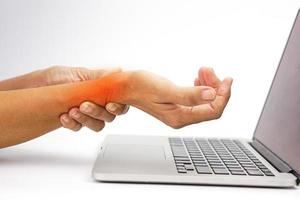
[290, 170, 300, 185]
[251, 140, 300, 185]
[250, 140, 292, 173]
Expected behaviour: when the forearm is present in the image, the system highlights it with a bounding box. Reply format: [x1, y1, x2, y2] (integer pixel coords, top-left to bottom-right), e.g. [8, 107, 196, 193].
[0, 70, 45, 91]
[0, 72, 131, 148]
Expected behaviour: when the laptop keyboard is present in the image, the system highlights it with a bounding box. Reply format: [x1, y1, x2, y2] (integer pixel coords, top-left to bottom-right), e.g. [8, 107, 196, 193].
[169, 138, 274, 176]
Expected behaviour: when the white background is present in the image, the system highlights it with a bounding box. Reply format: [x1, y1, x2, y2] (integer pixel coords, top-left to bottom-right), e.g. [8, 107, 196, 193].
[0, 0, 299, 199]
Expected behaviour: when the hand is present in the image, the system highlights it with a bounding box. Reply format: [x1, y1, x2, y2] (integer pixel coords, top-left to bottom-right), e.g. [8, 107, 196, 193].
[126, 67, 232, 128]
[43, 66, 129, 132]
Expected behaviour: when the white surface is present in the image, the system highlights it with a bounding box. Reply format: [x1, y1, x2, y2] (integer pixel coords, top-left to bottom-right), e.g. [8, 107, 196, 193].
[0, 0, 299, 199]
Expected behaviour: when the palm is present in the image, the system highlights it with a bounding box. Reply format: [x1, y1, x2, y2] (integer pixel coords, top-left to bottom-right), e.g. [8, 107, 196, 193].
[126, 69, 232, 128]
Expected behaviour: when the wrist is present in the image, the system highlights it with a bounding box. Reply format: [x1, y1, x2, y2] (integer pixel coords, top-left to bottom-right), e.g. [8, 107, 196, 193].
[57, 71, 134, 108]
[111, 71, 134, 104]
[94, 71, 134, 104]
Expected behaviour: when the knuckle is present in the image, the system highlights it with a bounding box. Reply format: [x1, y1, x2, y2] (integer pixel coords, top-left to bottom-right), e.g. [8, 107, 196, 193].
[61, 115, 72, 127]
[60, 114, 67, 123]
[69, 107, 78, 115]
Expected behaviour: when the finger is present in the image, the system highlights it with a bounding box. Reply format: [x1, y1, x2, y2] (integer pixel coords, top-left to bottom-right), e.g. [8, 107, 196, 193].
[194, 78, 201, 86]
[79, 102, 115, 122]
[69, 108, 105, 132]
[76, 67, 122, 81]
[106, 103, 130, 115]
[122, 105, 130, 114]
[209, 77, 233, 112]
[198, 67, 208, 86]
[198, 67, 222, 88]
[170, 86, 216, 106]
[60, 113, 82, 131]
[180, 77, 233, 125]
[205, 68, 222, 88]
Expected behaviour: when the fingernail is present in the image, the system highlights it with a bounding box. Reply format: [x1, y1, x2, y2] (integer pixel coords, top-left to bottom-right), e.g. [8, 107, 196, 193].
[107, 103, 118, 112]
[202, 89, 216, 100]
[72, 110, 80, 119]
[82, 103, 92, 113]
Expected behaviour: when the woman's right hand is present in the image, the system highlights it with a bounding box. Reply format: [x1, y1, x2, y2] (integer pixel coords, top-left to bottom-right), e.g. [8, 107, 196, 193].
[126, 67, 232, 128]
[42, 66, 129, 132]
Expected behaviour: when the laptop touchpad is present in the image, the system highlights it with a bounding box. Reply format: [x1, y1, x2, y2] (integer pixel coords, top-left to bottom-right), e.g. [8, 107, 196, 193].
[99, 144, 172, 174]
[104, 144, 166, 161]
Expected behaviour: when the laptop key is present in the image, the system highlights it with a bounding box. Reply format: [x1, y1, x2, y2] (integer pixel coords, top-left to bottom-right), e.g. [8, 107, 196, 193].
[196, 166, 212, 174]
[213, 168, 230, 175]
[210, 164, 225, 167]
[193, 161, 207, 165]
[192, 158, 206, 161]
[184, 165, 194, 171]
[194, 164, 209, 168]
[208, 160, 222, 163]
[230, 171, 247, 175]
[176, 166, 187, 173]
[226, 164, 240, 168]
[176, 161, 192, 164]
[264, 172, 275, 176]
[243, 166, 258, 169]
[246, 169, 264, 176]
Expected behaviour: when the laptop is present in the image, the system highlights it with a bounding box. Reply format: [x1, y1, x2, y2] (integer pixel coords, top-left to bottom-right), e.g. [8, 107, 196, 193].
[92, 10, 300, 188]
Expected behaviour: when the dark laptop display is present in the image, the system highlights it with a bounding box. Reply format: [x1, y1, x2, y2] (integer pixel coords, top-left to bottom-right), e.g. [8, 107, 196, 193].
[254, 11, 300, 174]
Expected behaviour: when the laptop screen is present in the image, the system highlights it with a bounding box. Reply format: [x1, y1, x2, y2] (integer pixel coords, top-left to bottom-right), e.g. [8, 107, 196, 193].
[254, 11, 300, 174]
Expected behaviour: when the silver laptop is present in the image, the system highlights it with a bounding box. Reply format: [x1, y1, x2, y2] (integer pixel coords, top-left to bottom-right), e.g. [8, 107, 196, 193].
[92, 10, 300, 188]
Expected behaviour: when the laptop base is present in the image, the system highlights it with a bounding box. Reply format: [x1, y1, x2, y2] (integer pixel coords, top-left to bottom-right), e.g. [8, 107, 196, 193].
[92, 135, 297, 188]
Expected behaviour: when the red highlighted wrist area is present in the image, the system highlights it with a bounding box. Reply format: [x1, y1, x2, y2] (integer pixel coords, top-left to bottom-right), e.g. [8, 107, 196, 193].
[65, 72, 131, 107]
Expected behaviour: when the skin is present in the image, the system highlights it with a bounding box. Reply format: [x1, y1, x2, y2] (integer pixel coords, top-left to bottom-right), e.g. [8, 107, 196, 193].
[0, 66, 129, 132]
[43, 66, 129, 131]
[0, 67, 232, 148]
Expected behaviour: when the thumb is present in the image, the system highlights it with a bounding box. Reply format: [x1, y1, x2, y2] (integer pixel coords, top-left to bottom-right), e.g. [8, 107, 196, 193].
[76, 67, 122, 81]
[170, 86, 216, 106]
